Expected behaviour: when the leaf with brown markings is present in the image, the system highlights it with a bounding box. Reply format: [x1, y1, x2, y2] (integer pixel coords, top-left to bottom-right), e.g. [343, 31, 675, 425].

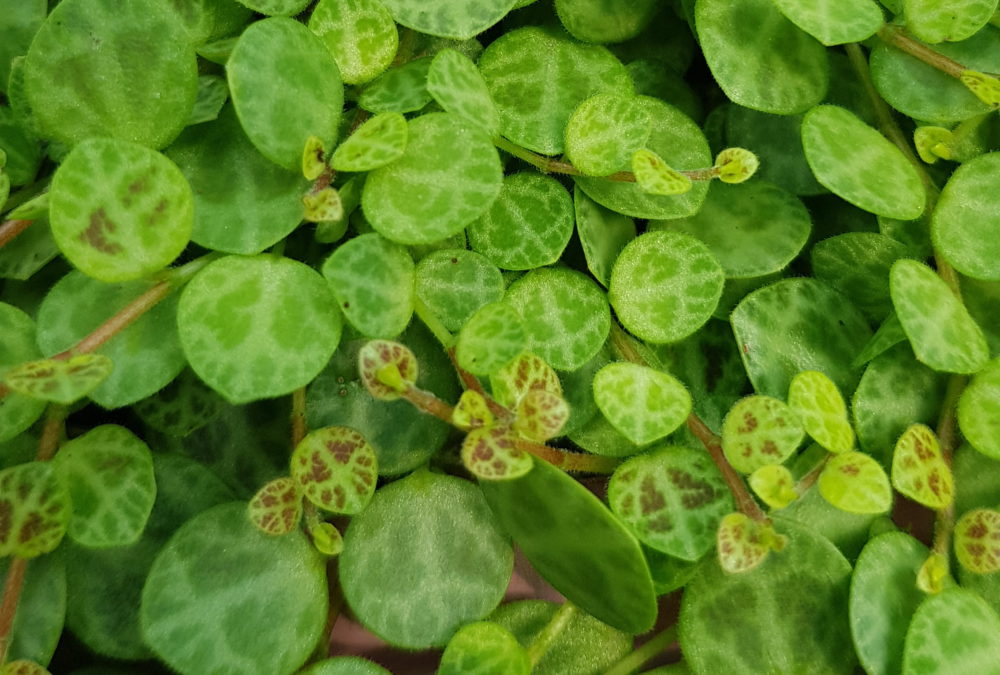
[461, 426, 533, 481]
[0, 461, 71, 558]
[291, 426, 378, 514]
[358, 339, 418, 401]
[248, 476, 302, 535]
[891, 423, 954, 510]
[4, 353, 113, 405]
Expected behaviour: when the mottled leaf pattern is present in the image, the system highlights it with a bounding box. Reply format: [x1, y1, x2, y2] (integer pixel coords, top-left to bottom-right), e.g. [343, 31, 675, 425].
[716, 512, 771, 574]
[4, 354, 113, 405]
[248, 476, 302, 535]
[0, 462, 70, 558]
[308, 0, 398, 85]
[592, 362, 691, 445]
[427, 49, 500, 136]
[749, 464, 798, 510]
[771, 0, 883, 45]
[954, 509, 1000, 574]
[891, 424, 954, 509]
[357, 339, 418, 401]
[722, 395, 804, 473]
[415, 250, 504, 332]
[818, 451, 892, 514]
[291, 427, 378, 514]
[462, 426, 533, 480]
[330, 112, 408, 172]
[565, 94, 650, 177]
[491, 352, 562, 411]
[513, 389, 570, 442]
[456, 303, 528, 376]
[787, 370, 855, 454]
[932, 152, 1000, 281]
[631, 148, 692, 196]
[958, 357, 1000, 459]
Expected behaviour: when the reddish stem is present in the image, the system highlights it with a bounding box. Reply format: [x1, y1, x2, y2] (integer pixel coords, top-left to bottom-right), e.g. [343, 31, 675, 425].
[0, 219, 32, 249]
[514, 439, 620, 474]
[877, 25, 968, 79]
[445, 347, 514, 423]
[34, 404, 68, 462]
[401, 384, 456, 423]
[0, 558, 28, 665]
[291, 387, 308, 450]
[685, 414, 768, 522]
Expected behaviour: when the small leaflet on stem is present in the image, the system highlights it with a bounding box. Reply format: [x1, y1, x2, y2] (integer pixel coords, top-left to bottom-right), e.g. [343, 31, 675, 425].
[954, 508, 1000, 574]
[4, 354, 114, 405]
[302, 135, 328, 180]
[715, 147, 760, 184]
[303, 186, 344, 223]
[914, 126, 953, 164]
[631, 148, 692, 195]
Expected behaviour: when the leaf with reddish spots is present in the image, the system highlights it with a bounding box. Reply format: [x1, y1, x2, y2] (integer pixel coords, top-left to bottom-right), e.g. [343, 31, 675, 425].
[291, 426, 378, 514]
[358, 339, 418, 401]
[721, 395, 804, 474]
[0, 660, 53, 675]
[748, 464, 798, 510]
[716, 513, 785, 574]
[248, 476, 302, 536]
[891, 423, 954, 510]
[490, 352, 561, 411]
[4, 353, 113, 405]
[461, 425, 533, 480]
[452, 390, 494, 431]
[0, 461, 70, 558]
[955, 509, 1000, 574]
[817, 451, 891, 514]
[513, 388, 569, 442]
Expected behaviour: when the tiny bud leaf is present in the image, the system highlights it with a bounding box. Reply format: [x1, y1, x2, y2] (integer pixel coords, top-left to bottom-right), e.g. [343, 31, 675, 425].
[1, 660, 52, 675]
[748, 464, 798, 510]
[715, 147, 760, 183]
[309, 521, 343, 557]
[452, 390, 494, 431]
[358, 340, 418, 401]
[917, 552, 950, 595]
[631, 148, 692, 195]
[302, 135, 327, 180]
[303, 186, 344, 223]
[913, 126, 953, 164]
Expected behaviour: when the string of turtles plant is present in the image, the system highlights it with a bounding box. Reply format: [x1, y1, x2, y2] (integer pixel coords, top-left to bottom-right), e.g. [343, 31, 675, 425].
[1, 0, 1000, 674]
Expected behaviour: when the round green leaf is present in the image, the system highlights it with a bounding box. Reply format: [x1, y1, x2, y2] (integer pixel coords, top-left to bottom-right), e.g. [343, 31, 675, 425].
[415, 249, 504, 333]
[696, 0, 829, 114]
[378, 0, 517, 39]
[771, 0, 884, 45]
[52, 425, 155, 548]
[455, 302, 528, 376]
[439, 621, 530, 675]
[609, 230, 724, 344]
[330, 112, 408, 173]
[0, 303, 45, 442]
[291, 426, 377, 514]
[652, 181, 811, 279]
[802, 105, 926, 220]
[575, 97, 711, 219]
[788, 370, 855, 454]
[228, 17, 344, 171]
[142, 502, 327, 675]
[490, 352, 563, 411]
[36, 270, 186, 409]
[609, 445, 732, 560]
[954, 508, 1000, 574]
[340, 470, 513, 648]
[812, 233, 914, 321]
[308, 0, 398, 85]
[234, 0, 311, 16]
[247, 477, 301, 536]
[593, 362, 692, 445]
[299, 657, 390, 675]
[850, 532, 929, 675]
[167, 105, 308, 254]
[721, 395, 805, 474]
[358, 57, 432, 114]
[891, 424, 954, 510]
[959, 357, 1000, 460]
[362, 113, 503, 245]
[574, 186, 636, 288]
[23, 0, 197, 148]
[890, 259, 989, 374]
[904, 0, 998, 43]
[564, 94, 650, 177]
[504, 267, 610, 371]
[555, 0, 659, 43]
[177, 254, 342, 403]
[680, 520, 855, 674]
[731, 278, 873, 398]
[462, 426, 534, 480]
[427, 48, 500, 136]
[468, 173, 574, 271]
[932, 152, 1000, 281]
[322, 233, 415, 338]
[479, 26, 632, 155]
[818, 451, 892, 514]
[0, 462, 70, 558]
[903, 588, 1000, 674]
[50, 138, 193, 282]
[481, 458, 657, 634]
[4, 355, 112, 407]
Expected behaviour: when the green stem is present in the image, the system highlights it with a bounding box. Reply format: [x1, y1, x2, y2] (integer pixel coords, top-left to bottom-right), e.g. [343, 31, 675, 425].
[0, 219, 32, 249]
[795, 454, 830, 496]
[445, 347, 513, 423]
[949, 111, 992, 147]
[932, 374, 968, 559]
[876, 24, 968, 79]
[291, 387, 308, 450]
[526, 602, 576, 666]
[413, 296, 455, 349]
[604, 625, 679, 675]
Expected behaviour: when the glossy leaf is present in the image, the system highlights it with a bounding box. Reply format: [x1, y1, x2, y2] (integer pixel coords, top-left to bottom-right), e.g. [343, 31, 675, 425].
[481, 458, 657, 634]
[788, 370, 855, 454]
[932, 152, 1000, 281]
[0, 304, 45, 442]
[818, 451, 892, 514]
[4, 354, 112, 406]
[959, 357, 1000, 460]
[696, 0, 828, 114]
[609, 230, 724, 344]
[291, 426, 377, 515]
[0, 462, 70, 558]
[802, 105, 926, 220]
[177, 255, 342, 403]
[890, 259, 989, 374]
[653, 181, 811, 279]
[439, 621, 530, 675]
[479, 26, 632, 155]
[247, 476, 302, 536]
[891, 424, 954, 510]
[593, 362, 691, 445]
[23, 0, 197, 148]
[142, 502, 327, 675]
[468, 173, 574, 271]
[749, 464, 798, 510]
[504, 268, 610, 371]
[228, 17, 343, 171]
[565, 94, 650, 177]
[340, 470, 513, 648]
[378, 0, 516, 39]
[904, 0, 999, 43]
[574, 186, 636, 288]
[362, 113, 502, 244]
[609, 445, 732, 560]
[357, 339, 418, 402]
[53, 425, 156, 548]
[322, 233, 414, 338]
[427, 49, 500, 136]
[954, 508, 1000, 574]
[771, 0, 883, 45]
[308, 0, 398, 85]
[330, 113, 408, 173]
[462, 426, 533, 480]
[49, 138, 193, 282]
[415, 250, 504, 332]
[722, 395, 805, 474]
[903, 588, 1000, 674]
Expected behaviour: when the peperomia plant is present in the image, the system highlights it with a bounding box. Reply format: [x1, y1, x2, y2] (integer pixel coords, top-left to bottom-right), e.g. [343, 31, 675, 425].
[1, 0, 1000, 673]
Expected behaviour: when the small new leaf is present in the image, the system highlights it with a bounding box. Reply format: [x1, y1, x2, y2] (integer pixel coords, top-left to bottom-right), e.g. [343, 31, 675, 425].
[721, 395, 805, 474]
[452, 390, 494, 431]
[291, 426, 378, 514]
[303, 187, 344, 223]
[717, 512, 783, 574]
[358, 340, 418, 401]
[309, 521, 343, 557]
[715, 147, 760, 184]
[914, 126, 953, 164]
[787, 370, 854, 454]
[891, 423, 954, 510]
[331, 111, 408, 172]
[302, 135, 327, 180]
[0, 462, 71, 558]
[749, 464, 798, 510]
[818, 451, 892, 514]
[5, 354, 113, 405]
[248, 476, 302, 536]
[954, 508, 1000, 574]
[461, 425, 533, 480]
[513, 388, 569, 442]
[490, 352, 562, 411]
[960, 70, 1000, 108]
[631, 148, 692, 195]
[917, 552, 950, 595]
